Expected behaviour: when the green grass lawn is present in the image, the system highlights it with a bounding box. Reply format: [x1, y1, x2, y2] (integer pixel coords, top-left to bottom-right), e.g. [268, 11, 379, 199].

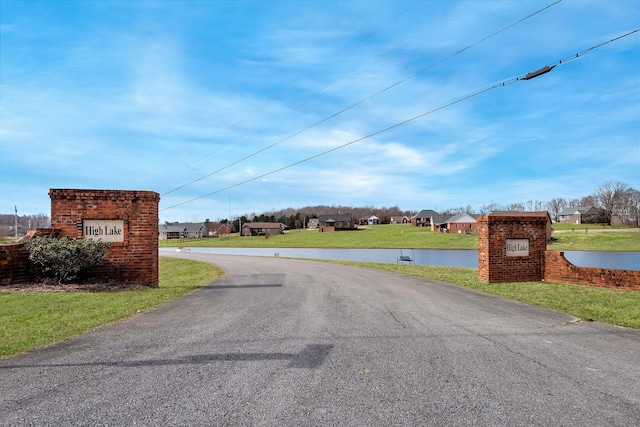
[0, 257, 224, 359]
[2, 223, 638, 360]
[548, 231, 640, 251]
[160, 223, 640, 251]
[160, 224, 478, 249]
[170, 223, 635, 329]
[551, 222, 634, 231]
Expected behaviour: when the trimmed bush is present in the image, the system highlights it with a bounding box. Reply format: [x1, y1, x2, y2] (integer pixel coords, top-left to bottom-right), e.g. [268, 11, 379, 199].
[24, 236, 111, 283]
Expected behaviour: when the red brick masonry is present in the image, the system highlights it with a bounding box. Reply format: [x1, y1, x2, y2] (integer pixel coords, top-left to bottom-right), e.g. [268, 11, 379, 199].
[0, 243, 30, 285]
[544, 251, 640, 291]
[478, 213, 549, 283]
[49, 189, 160, 287]
[0, 228, 61, 285]
[478, 212, 639, 290]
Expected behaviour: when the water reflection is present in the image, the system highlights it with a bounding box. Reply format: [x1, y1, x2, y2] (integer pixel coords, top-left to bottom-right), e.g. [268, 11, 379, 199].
[161, 247, 640, 271]
[163, 247, 475, 268]
[564, 251, 640, 271]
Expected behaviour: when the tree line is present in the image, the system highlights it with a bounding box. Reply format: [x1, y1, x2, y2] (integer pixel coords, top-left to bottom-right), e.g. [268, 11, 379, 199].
[463, 181, 638, 226]
[0, 213, 50, 237]
[218, 205, 413, 232]
[223, 180, 639, 229]
[3, 181, 638, 235]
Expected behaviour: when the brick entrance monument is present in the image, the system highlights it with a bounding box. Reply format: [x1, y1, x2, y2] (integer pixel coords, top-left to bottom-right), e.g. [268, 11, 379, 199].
[477, 212, 550, 283]
[49, 189, 160, 287]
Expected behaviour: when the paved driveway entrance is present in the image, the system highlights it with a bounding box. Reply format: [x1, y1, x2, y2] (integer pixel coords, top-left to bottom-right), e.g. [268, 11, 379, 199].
[1, 253, 639, 425]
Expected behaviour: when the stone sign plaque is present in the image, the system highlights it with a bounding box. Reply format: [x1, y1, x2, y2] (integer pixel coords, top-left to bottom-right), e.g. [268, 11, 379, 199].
[505, 239, 529, 257]
[83, 219, 124, 242]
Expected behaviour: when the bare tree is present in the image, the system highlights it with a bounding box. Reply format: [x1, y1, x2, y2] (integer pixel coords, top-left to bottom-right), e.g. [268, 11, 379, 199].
[506, 202, 524, 211]
[546, 197, 567, 222]
[594, 180, 629, 225]
[567, 198, 581, 208]
[620, 188, 640, 227]
[526, 200, 544, 211]
[479, 202, 500, 215]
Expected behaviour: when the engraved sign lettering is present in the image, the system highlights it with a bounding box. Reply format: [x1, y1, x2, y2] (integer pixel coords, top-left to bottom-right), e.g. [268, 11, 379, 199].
[83, 220, 124, 242]
[506, 239, 529, 257]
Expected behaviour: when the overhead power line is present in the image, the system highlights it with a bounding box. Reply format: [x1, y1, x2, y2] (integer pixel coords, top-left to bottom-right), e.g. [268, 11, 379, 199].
[162, 0, 562, 197]
[519, 27, 640, 79]
[164, 0, 472, 184]
[160, 82, 506, 211]
[160, 1, 472, 191]
[139, 0, 423, 184]
[160, 27, 639, 212]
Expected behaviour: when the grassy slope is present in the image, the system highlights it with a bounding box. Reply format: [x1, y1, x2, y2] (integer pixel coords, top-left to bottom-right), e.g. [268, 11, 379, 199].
[548, 231, 640, 251]
[2, 224, 638, 359]
[0, 257, 224, 359]
[160, 224, 477, 249]
[160, 223, 640, 251]
[159, 223, 639, 329]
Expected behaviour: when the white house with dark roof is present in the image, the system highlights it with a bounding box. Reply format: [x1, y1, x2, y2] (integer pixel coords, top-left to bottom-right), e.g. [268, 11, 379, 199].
[390, 215, 410, 224]
[359, 215, 380, 225]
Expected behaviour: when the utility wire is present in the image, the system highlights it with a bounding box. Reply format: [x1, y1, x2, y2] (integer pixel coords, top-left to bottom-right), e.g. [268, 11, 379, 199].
[162, 0, 561, 197]
[160, 80, 512, 211]
[555, 27, 640, 65]
[139, 0, 423, 184]
[518, 27, 640, 80]
[169, 1, 472, 180]
[160, 27, 639, 212]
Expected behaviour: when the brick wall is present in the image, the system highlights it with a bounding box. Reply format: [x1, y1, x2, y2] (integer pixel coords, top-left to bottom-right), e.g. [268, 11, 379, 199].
[479, 212, 639, 290]
[0, 228, 61, 285]
[49, 189, 160, 287]
[544, 251, 640, 290]
[0, 243, 30, 285]
[478, 212, 549, 283]
[445, 222, 478, 233]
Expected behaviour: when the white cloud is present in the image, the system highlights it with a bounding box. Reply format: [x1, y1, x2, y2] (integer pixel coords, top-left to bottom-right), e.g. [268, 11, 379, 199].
[2, 0, 638, 220]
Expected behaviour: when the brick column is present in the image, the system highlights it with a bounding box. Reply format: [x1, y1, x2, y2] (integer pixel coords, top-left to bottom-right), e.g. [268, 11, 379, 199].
[49, 189, 160, 287]
[478, 212, 549, 283]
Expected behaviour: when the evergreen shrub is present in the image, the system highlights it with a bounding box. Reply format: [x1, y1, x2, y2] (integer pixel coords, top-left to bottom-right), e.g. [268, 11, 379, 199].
[24, 236, 111, 283]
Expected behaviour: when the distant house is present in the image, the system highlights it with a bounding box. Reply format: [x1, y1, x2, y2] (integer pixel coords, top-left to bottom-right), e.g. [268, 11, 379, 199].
[159, 223, 182, 240]
[411, 210, 440, 227]
[159, 222, 207, 240]
[204, 221, 235, 237]
[428, 212, 449, 231]
[557, 206, 604, 224]
[433, 213, 478, 233]
[241, 222, 285, 236]
[359, 215, 380, 225]
[318, 214, 355, 232]
[307, 218, 320, 229]
[390, 216, 410, 224]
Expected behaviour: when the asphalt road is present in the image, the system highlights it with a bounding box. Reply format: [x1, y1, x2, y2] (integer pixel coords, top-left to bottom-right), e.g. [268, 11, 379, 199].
[1, 253, 639, 426]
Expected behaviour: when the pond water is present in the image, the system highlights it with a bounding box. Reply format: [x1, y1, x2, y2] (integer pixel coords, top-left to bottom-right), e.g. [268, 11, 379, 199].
[563, 251, 640, 271]
[161, 247, 640, 271]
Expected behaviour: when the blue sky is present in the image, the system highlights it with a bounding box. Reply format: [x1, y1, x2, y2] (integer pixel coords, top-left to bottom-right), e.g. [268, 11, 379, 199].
[1, 0, 639, 223]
